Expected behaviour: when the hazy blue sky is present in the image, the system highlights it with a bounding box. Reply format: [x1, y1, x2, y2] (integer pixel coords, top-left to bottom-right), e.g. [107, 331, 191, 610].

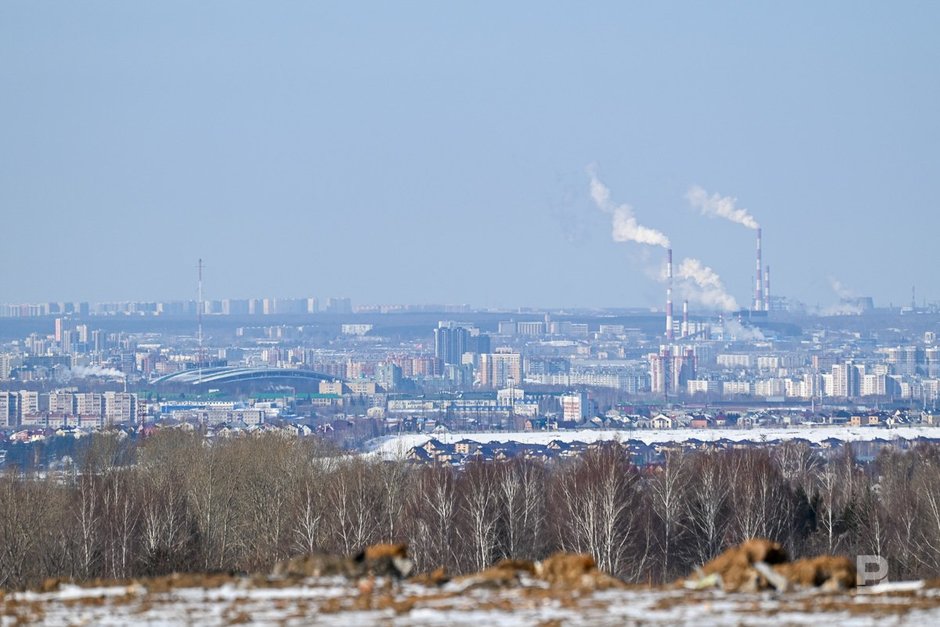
[1, 2, 938, 310]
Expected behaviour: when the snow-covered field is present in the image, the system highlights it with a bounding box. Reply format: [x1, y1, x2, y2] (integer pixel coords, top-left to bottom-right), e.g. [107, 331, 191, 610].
[5, 577, 940, 626]
[367, 425, 940, 458]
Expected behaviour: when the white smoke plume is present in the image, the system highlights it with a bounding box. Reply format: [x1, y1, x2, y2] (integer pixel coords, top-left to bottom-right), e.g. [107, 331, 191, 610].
[675, 257, 739, 311]
[588, 167, 671, 248]
[723, 318, 765, 341]
[70, 365, 126, 379]
[828, 276, 855, 300]
[686, 185, 759, 230]
[821, 303, 863, 316]
[822, 277, 863, 315]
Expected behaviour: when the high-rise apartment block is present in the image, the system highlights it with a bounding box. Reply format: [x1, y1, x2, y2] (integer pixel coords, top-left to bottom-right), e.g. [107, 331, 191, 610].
[434, 322, 469, 365]
[479, 349, 522, 389]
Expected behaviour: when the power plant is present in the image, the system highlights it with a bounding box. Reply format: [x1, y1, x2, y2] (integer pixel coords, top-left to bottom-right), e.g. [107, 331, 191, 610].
[663, 226, 772, 336]
[654, 220, 771, 397]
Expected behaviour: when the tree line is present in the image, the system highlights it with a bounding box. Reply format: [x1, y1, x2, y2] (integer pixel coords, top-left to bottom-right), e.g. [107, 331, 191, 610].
[1, 430, 939, 589]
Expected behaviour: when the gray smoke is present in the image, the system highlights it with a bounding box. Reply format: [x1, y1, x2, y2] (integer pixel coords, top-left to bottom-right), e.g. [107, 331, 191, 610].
[822, 277, 863, 315]
[70, 365, 126, 379]
[828, 276, 855, 300]
[723, 319, 765, 341]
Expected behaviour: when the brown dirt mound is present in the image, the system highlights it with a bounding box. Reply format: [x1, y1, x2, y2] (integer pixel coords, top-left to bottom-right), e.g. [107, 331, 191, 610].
[408, 567, 450, 587]
[536, 553, 625, 590]
[453, 563, 525, 590]
[774, 556, 856, 591]
[451, 553, 624, 591]
[272, 542, 413, 580]
[354, 543, 414, 579]
[493, 558, 538, 576]
[689, 539, 856, 593]
[272, 554, 358, 579]
[697, 538, 788, 592]
[360, 543, 408, 561]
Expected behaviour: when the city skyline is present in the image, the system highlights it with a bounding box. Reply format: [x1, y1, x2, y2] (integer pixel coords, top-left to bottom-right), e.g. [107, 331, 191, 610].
[2, 2, 938, 309]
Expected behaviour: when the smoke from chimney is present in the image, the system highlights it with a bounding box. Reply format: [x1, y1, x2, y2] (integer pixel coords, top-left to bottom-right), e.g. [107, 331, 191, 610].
[70, 365, 126, 380]
[675, 257, 739, 311]
[685, 185, 760, 230]
[685, 185, 767, 311]
[588, 167, 670, 248]
[587, 166, 737, 315]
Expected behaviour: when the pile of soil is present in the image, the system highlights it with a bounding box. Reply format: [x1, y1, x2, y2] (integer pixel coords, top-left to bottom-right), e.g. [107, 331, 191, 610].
[688, 538, 856, 592]
[272, 543, 414, 580]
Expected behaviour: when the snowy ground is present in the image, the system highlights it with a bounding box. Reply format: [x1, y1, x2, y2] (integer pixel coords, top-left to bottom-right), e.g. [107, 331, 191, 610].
[5, 576, 940, 626]
[367, 425, 940, 458]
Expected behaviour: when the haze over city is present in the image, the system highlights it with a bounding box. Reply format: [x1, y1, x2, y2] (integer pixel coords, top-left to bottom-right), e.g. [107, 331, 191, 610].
[9, 3, 940, 623]
[2, 2, 938, 309]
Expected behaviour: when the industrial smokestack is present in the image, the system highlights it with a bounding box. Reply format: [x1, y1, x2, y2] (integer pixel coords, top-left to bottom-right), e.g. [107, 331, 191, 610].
[666, 248, 674, 341]
[682, 299, 689, 338]
[754, 227, 764, 311]
[764, 265, 770, 312]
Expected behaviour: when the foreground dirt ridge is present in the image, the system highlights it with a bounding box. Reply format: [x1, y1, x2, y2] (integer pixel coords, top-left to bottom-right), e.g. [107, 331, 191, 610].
[4, 541, 940, 625]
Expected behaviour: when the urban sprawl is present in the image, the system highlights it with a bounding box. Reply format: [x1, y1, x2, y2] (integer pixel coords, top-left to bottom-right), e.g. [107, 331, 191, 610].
[3, 289, 940, 469]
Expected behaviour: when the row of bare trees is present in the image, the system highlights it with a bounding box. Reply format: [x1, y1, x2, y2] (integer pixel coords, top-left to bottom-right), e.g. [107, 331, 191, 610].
[1, 431, 940, 589]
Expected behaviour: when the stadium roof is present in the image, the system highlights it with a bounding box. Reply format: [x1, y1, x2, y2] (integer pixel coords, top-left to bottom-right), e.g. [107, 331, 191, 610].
[152, 367, 337, 387]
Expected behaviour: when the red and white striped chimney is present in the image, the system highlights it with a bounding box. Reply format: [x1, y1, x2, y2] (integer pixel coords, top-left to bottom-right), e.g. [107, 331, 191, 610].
[666, 248, 674, 341]
[754, 227, 764, 311]
[764, 265, 770, 312]
[682, 299, 689, 338]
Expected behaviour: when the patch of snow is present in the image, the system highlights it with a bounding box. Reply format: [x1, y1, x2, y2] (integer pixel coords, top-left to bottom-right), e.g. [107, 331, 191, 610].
[368, 426, 940, 458]
[858, 580, 925, 594]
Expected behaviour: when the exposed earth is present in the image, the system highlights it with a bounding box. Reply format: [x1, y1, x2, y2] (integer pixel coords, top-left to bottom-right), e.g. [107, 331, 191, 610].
[4, 542, 940, 626]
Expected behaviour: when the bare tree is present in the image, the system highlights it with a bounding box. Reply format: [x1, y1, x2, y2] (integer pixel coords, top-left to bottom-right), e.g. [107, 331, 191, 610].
[874, 448, 922, 578]
[186, 437, 240, 571]
[8, 432, 940, 588]
[409, 464, 458, 572]
[552, 444, 640, 578]
[377, 459, 411, 543]
[0, 474, 50, 588]
[74, 471, 101, 579]
[495, 458, 546, 561]
[101, 468, 140, 579]
[726, 449, 792, 546]
[811, 452, 854, 555]
[647, 449, 690, 581]
[459, 461, 500, 571]
[325, 458, 381, 556]
[684, 450, 729, 565]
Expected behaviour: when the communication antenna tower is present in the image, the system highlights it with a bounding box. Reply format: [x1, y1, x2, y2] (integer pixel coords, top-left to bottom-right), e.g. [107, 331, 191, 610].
[198, 258, 204, 385]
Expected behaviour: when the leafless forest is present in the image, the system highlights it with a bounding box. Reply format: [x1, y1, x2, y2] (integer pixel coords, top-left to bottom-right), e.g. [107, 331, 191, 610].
[1, 432, 939, 589]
